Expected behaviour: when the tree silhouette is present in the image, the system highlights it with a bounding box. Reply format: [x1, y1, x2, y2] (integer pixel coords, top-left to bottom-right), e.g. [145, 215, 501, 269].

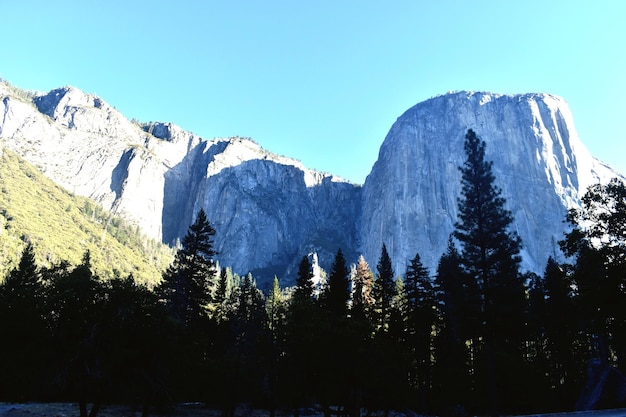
[322, 248, 350, 318]
[453, 129, 525, 416]
[0, 241, 49, 400]
[157, 208, 217, 326]
[404, 252, 436, 412]
[373, 243, 395, 333]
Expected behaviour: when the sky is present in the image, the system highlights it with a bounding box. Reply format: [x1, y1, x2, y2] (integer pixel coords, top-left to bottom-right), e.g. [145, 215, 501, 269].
[1, 1, 625, 184]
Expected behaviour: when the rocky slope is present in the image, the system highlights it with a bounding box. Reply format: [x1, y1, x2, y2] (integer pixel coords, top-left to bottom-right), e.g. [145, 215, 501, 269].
[1, 81, 623, 284]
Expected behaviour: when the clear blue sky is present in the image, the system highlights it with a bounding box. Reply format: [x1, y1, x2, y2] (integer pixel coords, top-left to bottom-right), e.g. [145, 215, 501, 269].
[1, 1, 624, 184]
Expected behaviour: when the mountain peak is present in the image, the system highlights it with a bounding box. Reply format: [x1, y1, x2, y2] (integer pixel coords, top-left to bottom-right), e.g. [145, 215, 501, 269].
[362, 91, 623, 276]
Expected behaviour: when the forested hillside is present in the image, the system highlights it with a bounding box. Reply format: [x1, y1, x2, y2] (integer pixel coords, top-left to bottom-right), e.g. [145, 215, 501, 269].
[0, 147, 172, 284]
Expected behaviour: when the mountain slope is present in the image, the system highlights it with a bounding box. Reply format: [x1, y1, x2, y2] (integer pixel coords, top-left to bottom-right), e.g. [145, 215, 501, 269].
[0, 146, 172, 283]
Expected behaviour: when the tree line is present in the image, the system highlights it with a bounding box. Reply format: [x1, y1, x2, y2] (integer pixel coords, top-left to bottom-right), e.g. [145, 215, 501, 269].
[1, 129, 625, 417]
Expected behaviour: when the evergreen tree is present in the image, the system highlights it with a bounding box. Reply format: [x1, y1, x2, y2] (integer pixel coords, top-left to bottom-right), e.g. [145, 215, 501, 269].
[453, 129, 526, 416]
[373, 243, 395, 333]
[225, 274, 267, 411]
[285, 255, 319, 414]
[266, 276, 287, 417]
[293, 255, 315, 304]
[403, 252, 436, 412]
[351, 254, 375, 323]
[0, 241, 49, 400]
[99, 275, 167, 414]
[214, 267, 235, 323]
[317, 250, 353, 413]
[433, 238, 477, 414]
[322, 248, 350, 318]
[388, 276, 408, 344]
[45, 251, 107, 417]
[157, 208, 217, 326]
[542, 257, 580, 408]
[561, 178, 626, 370]
[267, 276, 286, 333]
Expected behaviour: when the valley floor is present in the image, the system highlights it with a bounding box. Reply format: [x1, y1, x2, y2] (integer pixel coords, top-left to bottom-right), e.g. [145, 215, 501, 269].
[0, 403, 410, 417]
[2, 403, 626, 417]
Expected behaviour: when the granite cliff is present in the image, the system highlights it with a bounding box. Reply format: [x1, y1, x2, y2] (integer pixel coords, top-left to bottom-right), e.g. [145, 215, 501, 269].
[1, 80, 622, 285]
[360, 91, 622, 275]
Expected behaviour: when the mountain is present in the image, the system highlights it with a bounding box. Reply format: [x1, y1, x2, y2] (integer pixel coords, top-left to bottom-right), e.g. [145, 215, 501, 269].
[360, 91, 623, 275]
[0, 80, 360, 285]
[1, 80, 623, 285]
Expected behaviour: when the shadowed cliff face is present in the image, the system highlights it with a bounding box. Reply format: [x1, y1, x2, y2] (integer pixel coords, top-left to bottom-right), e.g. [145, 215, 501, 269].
[1, 81, 623, 286]
[162, 140, 361, 286]
[0, 81, 360, 286]
[360, 91, 623, 276]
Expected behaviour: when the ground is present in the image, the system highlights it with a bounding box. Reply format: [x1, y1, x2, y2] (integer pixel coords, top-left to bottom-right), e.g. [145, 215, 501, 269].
[0, 403, 413, 417]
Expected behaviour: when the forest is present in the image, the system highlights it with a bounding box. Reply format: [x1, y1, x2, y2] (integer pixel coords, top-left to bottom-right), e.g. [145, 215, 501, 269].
[1, 130, 625, 417]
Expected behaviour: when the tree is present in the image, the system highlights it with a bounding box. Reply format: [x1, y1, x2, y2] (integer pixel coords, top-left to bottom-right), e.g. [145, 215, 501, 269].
[322, 248, 350, 318]
[561, 178, 626, 370]
[351, 254, 375, 323]
[285, 255, 319, 415]
[157, 208, 217, 326]
[542, 256, 580, 408]
[99, 275, 167, 415]
[453, 129, 526, 416]
[433, 238, 478, 414]
[373, 243, 395, 333]
[213, 267, 235, 323]
[266, 276, 287, 417]
[0, 241, 49, 400]
[45, 251, 107, 417]
[293, 255, 315, 305]
[403, 252, 436, 412]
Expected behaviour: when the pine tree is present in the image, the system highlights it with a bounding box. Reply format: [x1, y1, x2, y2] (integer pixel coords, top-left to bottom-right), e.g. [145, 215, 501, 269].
[214, 267, 235, 323]
[388, 276, 408, 344]
[0, 241, 49, 400]
[45, 251, 106, 417]
[373, 243, 395, 333]
[293, 255, 315, 305]
[322, 248, 350, 318]
[433, 238, 477, 413]
[267, 276, 286, 333]
[157, 208, 217, 326]
[542, 257, 580, 408]
[453, 129, 526, 416]
[351, 254, 375, 322]
[403, 252, 436, 412]
[266, 276, 287, 417]
[286, 255, 318, 414]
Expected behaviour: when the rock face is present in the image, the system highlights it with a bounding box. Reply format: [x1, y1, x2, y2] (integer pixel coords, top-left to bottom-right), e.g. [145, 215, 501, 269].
[360, 91, 622, 275]
[0, 81, 360, 285]
[0, 81, 623, 285]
